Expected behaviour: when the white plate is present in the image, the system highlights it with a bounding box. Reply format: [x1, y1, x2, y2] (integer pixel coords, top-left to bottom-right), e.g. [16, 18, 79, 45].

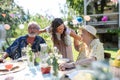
[0, 64, 6, 70]
[0, 62, 26, 75]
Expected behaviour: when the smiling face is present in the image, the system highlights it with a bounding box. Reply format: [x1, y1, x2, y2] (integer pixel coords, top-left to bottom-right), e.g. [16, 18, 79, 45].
[28, 23, 40, 37]
[79, 28, 96, 43]
[79, 29, 90, 42]
[56, 24, 65, 34]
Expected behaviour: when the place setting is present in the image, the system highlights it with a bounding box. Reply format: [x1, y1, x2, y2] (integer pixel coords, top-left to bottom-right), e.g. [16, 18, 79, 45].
[0, 60, 26, 75]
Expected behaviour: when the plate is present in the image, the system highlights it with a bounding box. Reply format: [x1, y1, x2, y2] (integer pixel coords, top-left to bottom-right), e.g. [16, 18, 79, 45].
[0, 62, 26, 75]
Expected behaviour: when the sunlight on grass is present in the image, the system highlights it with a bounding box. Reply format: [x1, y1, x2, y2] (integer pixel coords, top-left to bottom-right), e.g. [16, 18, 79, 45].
[105, 48, 118, 59]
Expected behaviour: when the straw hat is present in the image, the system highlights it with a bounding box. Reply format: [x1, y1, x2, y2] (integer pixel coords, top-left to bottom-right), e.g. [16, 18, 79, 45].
[80, 25, 97, 38]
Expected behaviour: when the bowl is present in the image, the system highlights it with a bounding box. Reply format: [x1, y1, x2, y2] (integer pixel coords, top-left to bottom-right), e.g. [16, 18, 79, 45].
[41, 66, 51, 74]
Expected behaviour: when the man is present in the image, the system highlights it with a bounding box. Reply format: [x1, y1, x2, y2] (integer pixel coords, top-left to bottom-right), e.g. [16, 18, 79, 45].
[0, 22, 46, 62]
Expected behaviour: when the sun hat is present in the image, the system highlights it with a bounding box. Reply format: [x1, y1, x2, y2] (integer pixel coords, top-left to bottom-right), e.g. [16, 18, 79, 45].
[80, 25, 97, 38]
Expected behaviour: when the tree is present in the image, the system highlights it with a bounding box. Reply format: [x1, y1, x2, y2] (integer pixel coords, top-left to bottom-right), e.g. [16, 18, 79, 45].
[66, 0, 84, 15]
[0, 0, 30, 51]
[0, 0, 30, 37]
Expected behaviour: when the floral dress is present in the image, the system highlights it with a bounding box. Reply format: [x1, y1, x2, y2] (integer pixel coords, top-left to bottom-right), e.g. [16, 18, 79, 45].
[76, 39, 104, 62]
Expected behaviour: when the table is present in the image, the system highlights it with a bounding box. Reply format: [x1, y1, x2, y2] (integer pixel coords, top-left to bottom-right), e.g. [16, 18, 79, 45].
[0, 61, 71, 80]
[1, 61, 120, 80]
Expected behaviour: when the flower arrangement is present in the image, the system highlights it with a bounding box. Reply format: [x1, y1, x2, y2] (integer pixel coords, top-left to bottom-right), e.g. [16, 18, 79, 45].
[26, 44, 35, 67]
[47, 53, 59, 76]
[46, 47, 60, 76]
[39, 44, 59, 76]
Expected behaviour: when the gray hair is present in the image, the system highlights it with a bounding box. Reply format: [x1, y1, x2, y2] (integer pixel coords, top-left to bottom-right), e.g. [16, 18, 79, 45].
[28, 21, 40, 29]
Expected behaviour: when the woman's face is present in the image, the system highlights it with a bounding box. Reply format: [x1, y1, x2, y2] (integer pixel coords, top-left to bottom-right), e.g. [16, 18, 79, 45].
[79, 29, 89, 42]
[56, 24, 65, 34]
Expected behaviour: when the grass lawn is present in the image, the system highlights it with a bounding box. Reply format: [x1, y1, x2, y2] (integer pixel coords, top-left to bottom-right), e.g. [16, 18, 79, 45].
[104, 48, 118, 60]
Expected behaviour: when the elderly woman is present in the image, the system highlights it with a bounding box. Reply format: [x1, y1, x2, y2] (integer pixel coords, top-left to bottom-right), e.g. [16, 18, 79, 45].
[59, 25, 104, 70]
[0, 22, 46, 62]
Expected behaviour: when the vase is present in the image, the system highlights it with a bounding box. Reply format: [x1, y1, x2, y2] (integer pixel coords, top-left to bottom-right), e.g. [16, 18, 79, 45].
[51, 65, 59, 80]
[27, 54, 35, 67]
[52, 72, 59, 80]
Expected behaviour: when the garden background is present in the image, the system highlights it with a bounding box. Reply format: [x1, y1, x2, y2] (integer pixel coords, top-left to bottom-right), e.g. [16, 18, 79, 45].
[0, 0, 119, 61]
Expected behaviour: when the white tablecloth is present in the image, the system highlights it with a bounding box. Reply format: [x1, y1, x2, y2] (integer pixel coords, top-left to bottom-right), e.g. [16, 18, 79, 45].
[0, 62, 61, 80]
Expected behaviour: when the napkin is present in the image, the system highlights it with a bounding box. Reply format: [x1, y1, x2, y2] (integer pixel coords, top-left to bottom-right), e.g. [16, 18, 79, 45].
[65, 70, 94, 80]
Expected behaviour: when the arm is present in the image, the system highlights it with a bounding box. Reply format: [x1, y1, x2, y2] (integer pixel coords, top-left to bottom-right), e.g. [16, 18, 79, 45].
[74, 38, 80, 51]
[39, 26, 50, 34]
[0, 52, 9, 63]
[70, 30, 81, 41]
[74, 39, 104, 66]
[39, 29, 47, 34]
[74, 57, 96, 66]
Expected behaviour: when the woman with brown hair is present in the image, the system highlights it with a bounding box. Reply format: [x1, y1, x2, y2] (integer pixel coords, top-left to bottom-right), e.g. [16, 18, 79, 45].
[39, 18, 80, 61]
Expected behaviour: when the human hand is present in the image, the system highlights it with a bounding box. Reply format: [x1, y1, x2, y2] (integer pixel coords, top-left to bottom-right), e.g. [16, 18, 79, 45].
[59, 63, 73, 71]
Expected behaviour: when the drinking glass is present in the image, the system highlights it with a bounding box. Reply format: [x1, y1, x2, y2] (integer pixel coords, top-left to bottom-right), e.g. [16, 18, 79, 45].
[4, 62, 14, 80]
[21, 47, 27, 60]
[27, 54, 35, 67]
[40, 43, 48, 53]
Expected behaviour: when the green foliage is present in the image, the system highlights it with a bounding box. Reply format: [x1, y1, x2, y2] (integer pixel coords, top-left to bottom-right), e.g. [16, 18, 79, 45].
[0, 0, 30, 37]
[107, 28, 120, 36]
[52, 56, 59, 76]
[105, 48, 118, 59]
[29, 14, 51, 40]
[30, 14, 51, 29]
[66, 0, 84, 15]
[26, 44, 34, 62]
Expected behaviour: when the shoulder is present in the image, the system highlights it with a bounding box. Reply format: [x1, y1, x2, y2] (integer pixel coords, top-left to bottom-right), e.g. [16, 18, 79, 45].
[15, 35, 27, 41]
[90, 39, 103, 48]
[91, 39, 102, 45]
[36, 36, 45, 40]
[65, 27, 72, 35]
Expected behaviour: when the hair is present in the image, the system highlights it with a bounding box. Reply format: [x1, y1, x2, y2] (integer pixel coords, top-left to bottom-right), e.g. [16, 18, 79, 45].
[51, 18, 66, 45]
[28, 21, 40, 30]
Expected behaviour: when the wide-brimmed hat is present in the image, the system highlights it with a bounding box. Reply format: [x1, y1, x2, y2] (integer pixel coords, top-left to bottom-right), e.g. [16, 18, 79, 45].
[80, 25, 97, 38]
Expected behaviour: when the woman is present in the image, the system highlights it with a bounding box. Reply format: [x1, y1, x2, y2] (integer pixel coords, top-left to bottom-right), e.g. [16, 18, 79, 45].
[39, 18, 80, 61]
[59, 25, 104, 70]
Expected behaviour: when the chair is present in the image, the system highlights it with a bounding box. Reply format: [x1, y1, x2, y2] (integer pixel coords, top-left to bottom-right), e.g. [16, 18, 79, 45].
[104, 52, 111, 60]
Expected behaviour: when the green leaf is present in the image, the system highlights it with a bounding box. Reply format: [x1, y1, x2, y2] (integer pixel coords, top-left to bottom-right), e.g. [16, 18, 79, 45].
[35, 57, 40, 63]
